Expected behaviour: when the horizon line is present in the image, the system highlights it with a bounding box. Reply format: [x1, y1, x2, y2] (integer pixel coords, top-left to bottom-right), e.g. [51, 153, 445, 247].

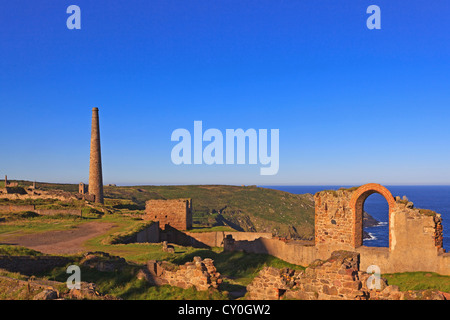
[4, 178, 450, 188]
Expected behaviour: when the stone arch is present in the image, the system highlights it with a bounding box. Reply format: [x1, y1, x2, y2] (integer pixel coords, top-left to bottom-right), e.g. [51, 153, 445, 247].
[349, 183, 395, 249]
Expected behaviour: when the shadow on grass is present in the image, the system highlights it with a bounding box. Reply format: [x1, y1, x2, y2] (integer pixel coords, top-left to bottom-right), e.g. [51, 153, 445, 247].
[112, 203, 144, 211]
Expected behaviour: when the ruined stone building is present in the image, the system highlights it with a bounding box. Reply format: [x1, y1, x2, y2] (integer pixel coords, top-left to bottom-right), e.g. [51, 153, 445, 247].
[227, 183, 450, 276]
[4, 175, 18, 188]
[145, 199, 193, 231]
[79, 182, 87, 195]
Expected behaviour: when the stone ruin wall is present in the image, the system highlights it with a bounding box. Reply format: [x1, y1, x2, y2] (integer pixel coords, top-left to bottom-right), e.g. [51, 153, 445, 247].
[138, 256, 221, 291]
[226, 236, 317, 267]
[1, 188, 76, 202]
[0, 204, 82, 217]
[0, 184, 96, 203]
[145, 199, 193, 231]
[247, 251, 377, 300]
[314, 185, 448, 274]
[314, 189, 354, 251]
[0, 205, 36, 212]
[246, 250, 447, 300]
[184, 231, 272, 247]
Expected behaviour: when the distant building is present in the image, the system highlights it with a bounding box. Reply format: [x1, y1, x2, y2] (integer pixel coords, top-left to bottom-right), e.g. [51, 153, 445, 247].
[79, 182, 87, 195]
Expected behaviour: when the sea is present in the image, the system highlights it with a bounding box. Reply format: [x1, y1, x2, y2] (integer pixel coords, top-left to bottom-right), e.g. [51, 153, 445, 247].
[263, 185, 450, 252]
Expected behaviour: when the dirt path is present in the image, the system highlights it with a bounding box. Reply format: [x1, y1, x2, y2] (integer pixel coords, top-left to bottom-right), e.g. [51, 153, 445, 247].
[0, 222, 116, 255]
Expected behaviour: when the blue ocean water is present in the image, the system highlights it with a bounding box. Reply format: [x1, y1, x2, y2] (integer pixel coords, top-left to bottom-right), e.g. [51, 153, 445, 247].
[263, 185, 450, 252]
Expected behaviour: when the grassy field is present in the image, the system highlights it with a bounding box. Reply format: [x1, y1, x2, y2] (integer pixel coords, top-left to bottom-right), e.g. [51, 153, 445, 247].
[384, 272, 450, 293]
[0, 212, 88, 236]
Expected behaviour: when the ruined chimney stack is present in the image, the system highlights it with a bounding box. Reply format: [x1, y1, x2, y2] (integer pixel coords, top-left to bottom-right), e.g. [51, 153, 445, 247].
[88, 107, 104, 204]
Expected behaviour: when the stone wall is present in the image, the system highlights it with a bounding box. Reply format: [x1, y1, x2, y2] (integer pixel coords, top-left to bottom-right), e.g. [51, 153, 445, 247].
[314, 189, 354, 250]
[247, 251, 367, 300]
[230, 237, 317, 267]
[145, 199, 192, 230]
[165, 230, 272, 248]
[35, 209, 82, 216]
[0, 205, 82, 217]
[0, 205, 36, 213]
[246, 251, 446, 300]
[139, 257, 221, 291]
[358, 201, 450, 275]
[0, 188, 78, 202]
[134, 222, 160, 243]
[130, 224, 272, 249]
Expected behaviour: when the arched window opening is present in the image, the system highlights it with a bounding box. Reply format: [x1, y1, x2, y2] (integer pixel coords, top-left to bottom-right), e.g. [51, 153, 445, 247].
[362, 193, 389, 247]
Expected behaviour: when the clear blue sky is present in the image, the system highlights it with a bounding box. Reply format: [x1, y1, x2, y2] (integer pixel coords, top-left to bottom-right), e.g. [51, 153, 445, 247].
[1, 1, 449, 185]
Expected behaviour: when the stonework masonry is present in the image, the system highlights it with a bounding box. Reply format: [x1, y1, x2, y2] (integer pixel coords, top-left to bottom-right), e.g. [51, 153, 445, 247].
[138, 256, 221, 291]
[0, 204, 81, 217]
[88, 107, 104, 204]
[79, 182, 87, 195]
[183, 231, 272, 247]
[0, 205, 36, 213]
[0, 184, 95, 203]
[246, 250, 447, 300]
[145, 199, 193, 230]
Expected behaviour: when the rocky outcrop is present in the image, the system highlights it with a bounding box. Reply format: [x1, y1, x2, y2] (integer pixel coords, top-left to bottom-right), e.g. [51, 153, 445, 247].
[33, 289, 59, 300]
[0, 274, 118, 300]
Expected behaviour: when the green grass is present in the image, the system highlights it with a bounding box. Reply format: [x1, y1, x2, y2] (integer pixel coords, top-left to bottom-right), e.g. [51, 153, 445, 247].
[0, 245, 45, 256]
[418, 209, 437, 217]
[0, 213, 88, 236]
[384, 272, 450, 293]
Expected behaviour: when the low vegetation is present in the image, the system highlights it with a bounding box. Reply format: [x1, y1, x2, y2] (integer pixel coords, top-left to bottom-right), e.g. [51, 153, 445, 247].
[384, 272, 450, 293]
[0, 245, 45, 256]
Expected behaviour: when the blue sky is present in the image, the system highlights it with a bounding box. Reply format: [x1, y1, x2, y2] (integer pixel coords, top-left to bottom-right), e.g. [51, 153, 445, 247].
[1, 1, 449, 185]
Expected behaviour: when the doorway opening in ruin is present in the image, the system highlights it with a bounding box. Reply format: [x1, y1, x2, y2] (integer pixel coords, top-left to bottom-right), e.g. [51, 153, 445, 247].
[362, 193, 389, 247]
[349, 184, 395, 249]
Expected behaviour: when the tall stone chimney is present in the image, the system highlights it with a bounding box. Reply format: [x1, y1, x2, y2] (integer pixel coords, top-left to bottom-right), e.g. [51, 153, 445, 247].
[88, 107, 104, 204]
